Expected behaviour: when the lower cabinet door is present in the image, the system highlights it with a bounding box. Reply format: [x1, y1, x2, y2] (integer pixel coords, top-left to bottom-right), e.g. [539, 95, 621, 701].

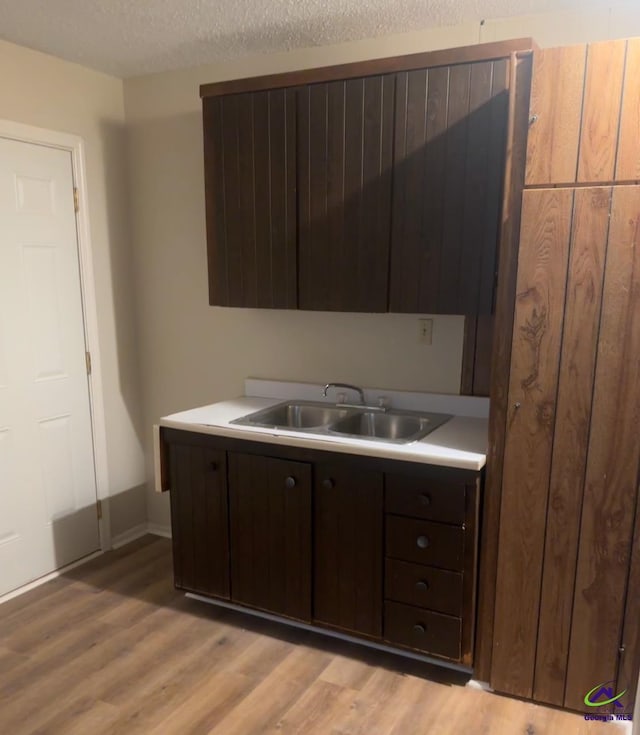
[228, 452, 312, 621]
[169, 442, 230, 598]
[384, 601, 461, 660]
[313, 463, 384, 637]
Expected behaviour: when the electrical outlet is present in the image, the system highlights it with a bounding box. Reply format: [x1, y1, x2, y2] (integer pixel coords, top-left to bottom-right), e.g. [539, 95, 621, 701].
[418, 318, 433, 345]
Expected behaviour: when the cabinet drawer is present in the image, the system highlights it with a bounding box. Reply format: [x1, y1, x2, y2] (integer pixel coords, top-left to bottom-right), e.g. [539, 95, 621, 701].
[385, 559, 463, 616]
[384, 601, 461, 660]
[386, 515, 464, 571]
[385, 473, 466, 524]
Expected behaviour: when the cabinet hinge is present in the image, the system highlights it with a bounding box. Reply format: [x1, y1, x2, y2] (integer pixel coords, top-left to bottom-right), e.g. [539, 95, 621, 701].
[85, 351, 92, 375]
[96, 500, 103, 520]
[73, 187, 79, 213]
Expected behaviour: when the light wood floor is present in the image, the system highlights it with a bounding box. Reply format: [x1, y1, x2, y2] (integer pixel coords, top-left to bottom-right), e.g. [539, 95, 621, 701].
[0, 535, 622, 734]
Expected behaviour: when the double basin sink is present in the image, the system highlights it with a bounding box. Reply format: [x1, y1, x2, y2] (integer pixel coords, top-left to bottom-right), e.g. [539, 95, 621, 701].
[230, 400, 451, 444]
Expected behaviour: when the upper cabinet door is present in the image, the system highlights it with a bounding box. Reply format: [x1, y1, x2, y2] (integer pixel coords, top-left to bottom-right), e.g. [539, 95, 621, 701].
[297, 76, 395, 312]
[203, 89, 297, 308]
[390, 61, 509, 315]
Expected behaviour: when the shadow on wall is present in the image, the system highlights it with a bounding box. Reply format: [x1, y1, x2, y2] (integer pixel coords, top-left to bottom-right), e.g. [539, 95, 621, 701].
[46, 484, 147, 571]
[99, 118, 145, 448]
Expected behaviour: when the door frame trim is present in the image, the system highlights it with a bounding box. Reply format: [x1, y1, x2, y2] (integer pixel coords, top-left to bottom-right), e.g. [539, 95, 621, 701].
[0, 119, 111, 550]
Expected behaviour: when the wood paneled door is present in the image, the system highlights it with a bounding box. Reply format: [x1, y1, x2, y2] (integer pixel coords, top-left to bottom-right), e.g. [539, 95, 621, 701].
[297, 76, 395, 312]
[491, 185, 640, 712]
[168, 442, 230, 598]
[390, 60, 509, 315]
[313, 462, 384, 637]
[526, 39, 640, 187]
[228, 452, 312, 621]
[202, 89, 297, 308]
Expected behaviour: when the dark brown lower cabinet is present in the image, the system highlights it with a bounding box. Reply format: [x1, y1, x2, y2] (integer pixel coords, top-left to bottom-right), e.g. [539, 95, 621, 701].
[162, 428, 481, 667]
[228, 452, 312, 621]
[168, 442, 230, 598]
[313, 463, 384, 637]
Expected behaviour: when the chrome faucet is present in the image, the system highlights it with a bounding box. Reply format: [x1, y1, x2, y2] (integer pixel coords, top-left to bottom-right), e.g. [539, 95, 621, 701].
[322, 382, 365, 405]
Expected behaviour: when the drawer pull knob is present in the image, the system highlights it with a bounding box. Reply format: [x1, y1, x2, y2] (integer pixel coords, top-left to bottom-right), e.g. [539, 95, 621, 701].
[413, 623, 426, 634]
[419, 493, 431, 506]
[285, 476, 296, 489]
[322, 478, 335, 489]
[416, 535, 429, 549]
[415, 580, 429, 593]
[210, 461, 218, 471]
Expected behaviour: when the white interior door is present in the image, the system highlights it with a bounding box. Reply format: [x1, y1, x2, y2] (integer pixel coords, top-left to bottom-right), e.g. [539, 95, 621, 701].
[0, 136, 100, 597]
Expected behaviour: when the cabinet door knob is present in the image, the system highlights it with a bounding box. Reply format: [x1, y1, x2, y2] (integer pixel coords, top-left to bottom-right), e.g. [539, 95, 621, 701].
[419, 493, 431, 506]
[413, 623, 426, 634]
[322, 478, 335, 489]
[415, 580, 429, 593]
[416, 535, 429, 549]
[285, 476, 296, 489]
[210, 461, 218, 471]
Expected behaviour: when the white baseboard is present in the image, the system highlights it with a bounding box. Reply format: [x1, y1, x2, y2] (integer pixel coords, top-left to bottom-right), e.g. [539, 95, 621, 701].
[147, 522, 172, 539]
[110, 523, 150, 549]
[111, 522, 172, 549]
[0, 549, 103, 606]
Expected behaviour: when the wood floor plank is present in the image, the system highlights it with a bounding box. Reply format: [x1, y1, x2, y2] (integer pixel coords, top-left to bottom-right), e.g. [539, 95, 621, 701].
[0, 535, 616, 735]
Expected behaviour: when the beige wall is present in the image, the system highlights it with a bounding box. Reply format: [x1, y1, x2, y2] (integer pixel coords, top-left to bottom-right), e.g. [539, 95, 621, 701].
[0, 40, 146, 539]
[125, 5, 640, 530]
[124, 29, 477, 529]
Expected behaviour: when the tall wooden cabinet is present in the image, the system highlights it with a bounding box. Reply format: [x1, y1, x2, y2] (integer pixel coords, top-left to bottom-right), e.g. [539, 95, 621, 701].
[483, 39, 640, 714]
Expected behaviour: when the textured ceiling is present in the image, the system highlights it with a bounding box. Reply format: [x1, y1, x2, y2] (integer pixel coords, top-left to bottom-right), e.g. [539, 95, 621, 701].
[0, 0, 608, 77]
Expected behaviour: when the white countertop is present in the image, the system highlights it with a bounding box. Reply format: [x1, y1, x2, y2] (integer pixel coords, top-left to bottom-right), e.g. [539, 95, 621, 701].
[158, 393, 488, 472]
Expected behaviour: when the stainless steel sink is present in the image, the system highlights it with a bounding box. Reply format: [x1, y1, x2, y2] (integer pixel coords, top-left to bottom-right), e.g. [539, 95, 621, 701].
[230, 400, 451, 444]
[230, 401, 353, 429]
[328, 410, 450, 443]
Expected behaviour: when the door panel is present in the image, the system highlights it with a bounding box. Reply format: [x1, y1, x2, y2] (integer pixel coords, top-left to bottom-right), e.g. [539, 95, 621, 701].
[491, 188, 574, 697]
[203, 89, 297, 308]
[229, 453, 311, 620]
[314, 462, 383, 636]
[297, 76, 395, 312]
[390, 60, 509, 315]
[169, 443, 229, 598]
[0, 137, 99, 596]
[564, 186, 640, 711]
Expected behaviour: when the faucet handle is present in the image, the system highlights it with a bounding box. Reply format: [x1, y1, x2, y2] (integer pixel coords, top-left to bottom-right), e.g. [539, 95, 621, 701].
[336, 392, 347, 404]
[377, 395, 389, 409]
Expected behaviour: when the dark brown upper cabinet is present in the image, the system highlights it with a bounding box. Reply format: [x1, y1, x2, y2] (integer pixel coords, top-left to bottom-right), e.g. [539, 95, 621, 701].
[390, 60, 509, 315]
[202, 89, 297, 308]
[200, 39, 533, 314]
[297, 76, 395, 311]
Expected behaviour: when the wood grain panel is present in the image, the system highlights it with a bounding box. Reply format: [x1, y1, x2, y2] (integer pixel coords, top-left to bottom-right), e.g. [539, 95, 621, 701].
[525, 46, 587, 186]
[473, 53, 533, 681]
[202, 90, 297, 307]
[564, 185, 640, 711]
[298, 76, 394, 312]
[457, 61, 495, 313]
[313, 463, 383, 637]
[533, 187, 611, 706]
[168, 443, 229, 598]
[577, 41, 626, 184]
[438, 63, 472, 313]
[491, 188, 574, 698]
[618, 495, 640, 714]
[228, 453, 312, 621]
[616, 38, 640, 181]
